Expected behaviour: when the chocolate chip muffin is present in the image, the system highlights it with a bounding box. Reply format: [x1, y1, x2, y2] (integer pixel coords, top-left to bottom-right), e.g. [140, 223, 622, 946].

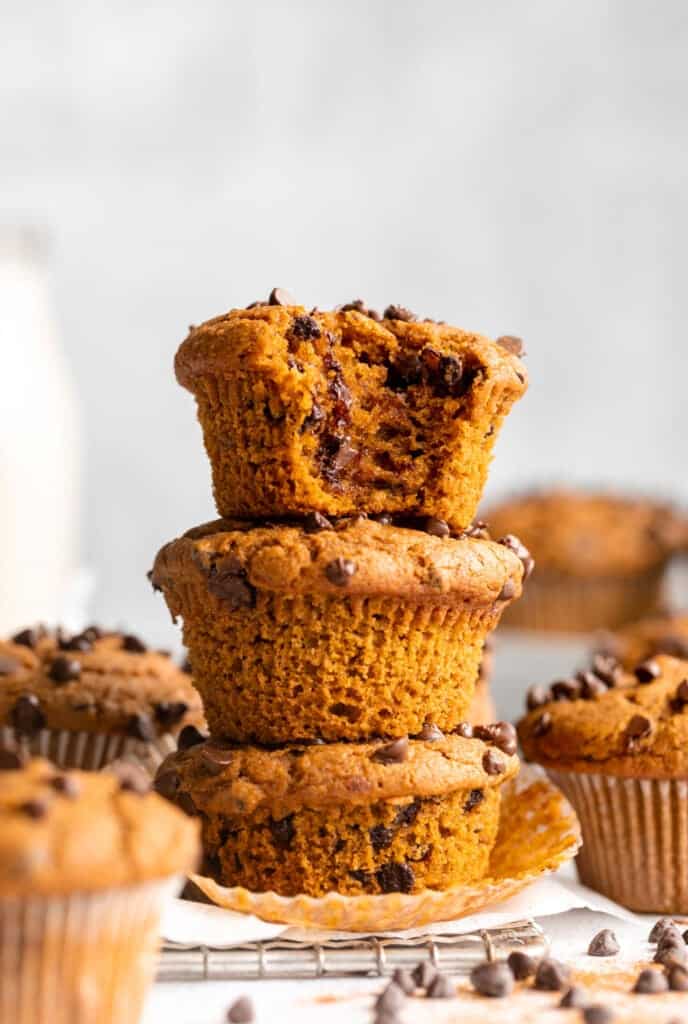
[485, 489, 686, 632]
[0, 625, 204, 770]
[518, 653, 688, 912]
[151, 516, 528, 743]
[595, 611, 688, 669]
[0, 751, 198, 1024]
[155, 725, 518, 897]
[175, 292, 527, 529]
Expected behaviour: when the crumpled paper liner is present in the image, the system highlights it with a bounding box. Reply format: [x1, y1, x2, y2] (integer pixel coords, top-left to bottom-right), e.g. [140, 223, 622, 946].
[0, 725, 176, 773]
[190, 766, 581, 932]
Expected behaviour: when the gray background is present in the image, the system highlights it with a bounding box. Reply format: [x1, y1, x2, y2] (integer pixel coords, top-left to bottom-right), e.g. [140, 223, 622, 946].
[2, 0, 687, 660]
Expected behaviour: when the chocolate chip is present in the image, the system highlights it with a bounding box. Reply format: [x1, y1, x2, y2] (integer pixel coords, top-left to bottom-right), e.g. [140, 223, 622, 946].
[591, 654, 622, 687]
[588, 929, 620, 957]
[20, 798, 48, 820]
[385, 352, 423, 390]
[683, 928, 688, 944]
[534, 958, 571, 991]
[635, 659, 661, 683]
[0, 743, 27, 770]
[419, 722, 444, 742]
[369, 824, 394, 851]
[411, 962, 437, 990]
[268, 287, 295, 307]
[649, 918, 679, 943]
[58, 631, 92, 652]
[269, 815, 295, 850]
[178, 725, 207, 750]
[526, 685, 549, 710]
[463, 788, 484, 812]
[324, 557, 357, 587]
[147, 569, 162, 593]
[127, 713, 155, 742]
[154, 769, 180, 802]
[122, 634, 147, 653]
[624, 714, 652, 751]
[375, 983, 405, 1013]
[154, 702, 189, 729]
[657, 929, 685, 953]
[496, 334, 525, 357]
[473, 722, 517, 756]
[470, 961, 514, 998]
[200, 741, 235, 774]
[110, 760, 150, 794]
[48, 656, 81, 684]
[551, 678, 581, 701]
[482, 750, 505, 775]
[655, 945, 687, 969]
[290, 314, 320, 341]
[376, 862, 414, 893]
[583, 1006, 613, 1024]
[50, 774, 79, 798]
[384, 304, 416, 322]
[507, 952, 537, 980]
[560, 986, 589, 1008]
[371, 737, 408, 764]
[303, 511, 333, 533]
[393, 800, 421, 827]
[227, 995, 255, 1022]
[498, 579, 516, 601]
[208, 557, 256, 609]
[10, 694, 45, 735]
[633, 968, 668, 993]
[390, 969, 415, 995]
[424, 517, 450, 538]
[672, 679, 688, 711]
[455, 722, 474, 738]
[579, 672, 608, 700]
[498, 534, 534, 579]
[12, 627, 41, 648]
[0, 654, 21, 675]
[533, 711, 552, 737]
[427, 974, 454, 999]
[666, 965, 688, 991]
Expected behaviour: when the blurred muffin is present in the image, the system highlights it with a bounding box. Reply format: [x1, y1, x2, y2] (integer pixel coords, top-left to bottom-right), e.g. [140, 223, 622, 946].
[151, 515, 528, 743]
[485, 489, 686, 632]
[518, 653, 688, 912]
[0, 751, 198, 1024]
[175, 294, 527, 529]
[594, 610, 688, 667]
[0, 625, 204, 770]
[154, 726, 518, 897]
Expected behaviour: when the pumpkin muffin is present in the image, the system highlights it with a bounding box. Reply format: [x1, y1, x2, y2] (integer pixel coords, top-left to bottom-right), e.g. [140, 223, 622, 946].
[175, 292, 527, 529]
[594, 611, 688, 668]
[151, 515, 529, 743]
[518, 653, 688, 912]
[0, 625, 204, 770]
[0, 751, 198, 1024]
[154, 724, 518, 897]
[485, 489, 686, 632]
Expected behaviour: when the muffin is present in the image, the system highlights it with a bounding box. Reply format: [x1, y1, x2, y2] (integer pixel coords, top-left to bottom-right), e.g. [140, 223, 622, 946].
[154, 725, 519, 897]
[0, 750, 198, 1024]
[518, 653, 688, 912]
[175, 293, 527, 529]
[485, 489, 686, 632]
[151, 516, 529, 742]
[594, 610, 688, 667]
[0, 625, 204, 769]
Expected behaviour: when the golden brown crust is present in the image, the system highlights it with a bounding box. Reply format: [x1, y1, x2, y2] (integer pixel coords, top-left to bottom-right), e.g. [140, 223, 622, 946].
[0, 759, 199, 896]
[518, 654, 688, 777]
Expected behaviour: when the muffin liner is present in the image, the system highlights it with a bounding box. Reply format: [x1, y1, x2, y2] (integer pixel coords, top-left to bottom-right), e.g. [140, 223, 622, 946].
[501, 565, 666, 633]
[546, 768, 688, 913]
[0, 876, 180, 1024]
[0, 725, 177, 774]
[189, 768, 580, 932]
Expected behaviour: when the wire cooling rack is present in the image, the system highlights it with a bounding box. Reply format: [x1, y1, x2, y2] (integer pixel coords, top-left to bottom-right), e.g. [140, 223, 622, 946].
[157, 919, 547, 981]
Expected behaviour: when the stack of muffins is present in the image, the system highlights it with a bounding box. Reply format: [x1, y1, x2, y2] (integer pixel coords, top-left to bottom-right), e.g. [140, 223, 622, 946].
[151, 291, 533, 898]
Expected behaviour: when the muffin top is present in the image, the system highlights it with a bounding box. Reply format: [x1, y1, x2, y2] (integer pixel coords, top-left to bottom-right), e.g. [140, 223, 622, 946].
[485, 489, 685, 576]
[151, 515, 530, 609]
[518, 654, 688, 778]
[0, 625, 204, 740]
[595, 612, 688, 668]
[154, 725, 520, 823]
[0, 753, 199, 896]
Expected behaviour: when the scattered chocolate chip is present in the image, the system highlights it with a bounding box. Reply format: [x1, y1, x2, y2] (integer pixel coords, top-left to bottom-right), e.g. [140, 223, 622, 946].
[666, 965, 688, 991]
[534, 958, 571, 991]
[496, 335, 525, 357]
[419, 721, 444, 742]
[154, 770, 180, 802]
[10, 694, 45, 735]
[672, 679, 688, 711]
[579, 672, 608, 699]
[482, 750, 505, 775]
[624, 714, 652, 751]
[526, 685, 549, 710]
[371, 737, 409, 764]
[303, 511, 333, 533]
[290, 314, 320, 341]
[178, 725, 207, 750]
[470, 961, 514, 998]
[268, 287, 295, 307]
[656, 928, 685, 953]
[324, 557, 357, 587]
[560, 986, 589, 1008]
[154, 702, 189, 729]
[0, 743, 27, 770]
[507, 951, 537, 980]
[269, 815, 295, 850]
[635, 659, 661, 683]
[463, 788, 484, 812]
[498, 579, 517, 601]
[200, 741, 235, 774]
[58, 631, 92, 652]
[391, 968, 415, 995]
[369, 824, 394, 851]
[48, 656, 81, 684]
[455, 722, 473, 739]
[591, 654, 622, 687]
[110, 760, 150, 794]
[393, 800, 421, 827]
[226, 995, 255, 1023]
[649, 918, 678, 943]
[633, 968, 668, 993]
[583, 1006, 613, 1024]
[654, 944, 687, 968]
[498, 534, 534, 579]
[50, 774, 79, 798]
[122, 634, 147, 654]
[11, 627, 42, 648]
[588, 929, 620, 957]
[384, 304, 417, 322]
[473, 722, 517, 756]
[411, 962, 437, 990]
[427, 973, 454, 999]
[533, 711, 552, 737]
[0, 654, 20, 675]
[375, 982, 405, 1013]
[20, 798, 48, 820]
[147, 569, 162, 593]
[424, 517, 450, 538]
[127, 713, 155, 742]
[551, 678, 581, 701]
[683, 928, 688, 944]
[376, 862, 415, 893]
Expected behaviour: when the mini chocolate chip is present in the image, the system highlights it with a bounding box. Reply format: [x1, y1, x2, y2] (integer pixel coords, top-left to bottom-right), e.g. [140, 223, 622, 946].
[635, 659, 661, 683]
[411, 962, 437, 990]
[58, 631, 92, 652]
[424, 516, 450, 538]
[533, 711, 552, 737]
[48, 656, 81, 684]
[154, 702, 189, 729]
[0, 654, 21, 675]
[10, 694, 45, 735]
[583, 1006, 613, 1024]
[391, 968, 415, 995]
[507, 952, 537, 980]
[290, 314, 320, 340]
[324, 557, 357, 586]
[591, 653, 622, 687]
[383, 304, 416, 322]
[470, 961, 514, 998]
[579, 673, 608, 699]
[20, 798, 48, 820]
[498, 534, 534, 578]
[672, 679, 688, 710]
[463, 788, 484, 812]
[496, 335, 525, 356]
[657, 929, 686, 954]
[50, 774, 79, 798]
[633, 968, 668, 993]
[455, 722, 473, 738]
[551, 678, 581, 701]
[394, 799, 421, 827]
[111, 760, 150, 794]
[683, 928, 688, 944]
[655, 945, 687, 968]
[376, 862, 414, 893]
[122, 634, 147, 653]
[534, 958, 571, 991]
[427, 974, 454, 999]
[227, 995, 255, 1023]
[375, 982, 405, 1013]
[369, 824, 394, 851]
[178, 725, 207, 750]
[127, 713, 155, 742]
[473, 722, 517, 756]
[180, 656, 192, 674]
[666, 965, 688, 991]
[147, 568, 162, 593]
[560, 986, 589, 1008]
[303, 511, 333, 533]
[419, 721, 444, 742]
[12, 627, 41, 648]
[498, 579, 516, 601]
[649, 918, 679, 943]
[371, 737, 408, 764]
[588, 929, 620, 957]
[624, 714, 652, 751]
[0, 744, 27, 770]
[154, 770, 180, 802]
[526, 685, 549, 710]
[270, 815, 295, 850]
[482, 750, 505, 775]
[208, 557, 256, 609]
[268, 287, 295, 307]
